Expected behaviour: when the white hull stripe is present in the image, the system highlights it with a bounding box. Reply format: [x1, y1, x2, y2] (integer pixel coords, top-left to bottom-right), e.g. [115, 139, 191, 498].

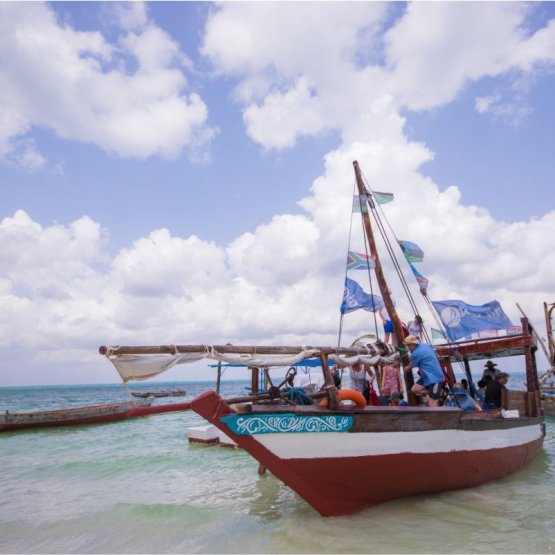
[253, 424, 543, 459]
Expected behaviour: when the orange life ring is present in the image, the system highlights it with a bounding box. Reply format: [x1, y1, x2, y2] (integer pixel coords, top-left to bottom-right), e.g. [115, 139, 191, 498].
[319, 388, 366, 408]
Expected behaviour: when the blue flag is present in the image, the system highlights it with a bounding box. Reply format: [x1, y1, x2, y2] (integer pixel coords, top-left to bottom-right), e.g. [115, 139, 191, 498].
[431, 300, 513, 341]
[340, 278, 384, 314]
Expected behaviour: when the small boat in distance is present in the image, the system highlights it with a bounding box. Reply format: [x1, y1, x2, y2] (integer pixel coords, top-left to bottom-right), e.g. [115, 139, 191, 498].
[99, 160, 545, 516]
[1, 397, 192, 433]
[130, 389, 187, 398]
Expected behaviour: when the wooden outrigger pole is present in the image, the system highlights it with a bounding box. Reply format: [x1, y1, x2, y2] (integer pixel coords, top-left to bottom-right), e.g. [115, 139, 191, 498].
[99, 344, 388, 357]
[352, 161, 415, 403]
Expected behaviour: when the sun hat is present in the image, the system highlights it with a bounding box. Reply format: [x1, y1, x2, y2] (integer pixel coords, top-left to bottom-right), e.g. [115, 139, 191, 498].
[484, 360, 498, 368]
[404, 335, 419, 345]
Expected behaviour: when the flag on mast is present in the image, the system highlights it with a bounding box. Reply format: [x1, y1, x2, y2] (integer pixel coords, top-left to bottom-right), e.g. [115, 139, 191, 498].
[340, 278, 384, 314]
[347, 251, 376, 271]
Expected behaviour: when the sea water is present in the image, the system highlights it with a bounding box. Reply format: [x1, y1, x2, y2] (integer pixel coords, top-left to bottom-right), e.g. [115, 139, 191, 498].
[0, 380, 554, 554]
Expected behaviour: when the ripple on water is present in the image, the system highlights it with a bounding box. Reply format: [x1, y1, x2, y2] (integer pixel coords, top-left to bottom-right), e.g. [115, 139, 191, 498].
[1, 384, 555, 553]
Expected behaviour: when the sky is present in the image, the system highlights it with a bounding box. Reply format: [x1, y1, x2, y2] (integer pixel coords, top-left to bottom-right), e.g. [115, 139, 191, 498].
[1, 1, 555, 386]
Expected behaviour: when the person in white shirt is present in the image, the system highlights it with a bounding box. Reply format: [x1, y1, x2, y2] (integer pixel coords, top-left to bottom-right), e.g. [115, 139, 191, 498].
[407, 315, 424, 340]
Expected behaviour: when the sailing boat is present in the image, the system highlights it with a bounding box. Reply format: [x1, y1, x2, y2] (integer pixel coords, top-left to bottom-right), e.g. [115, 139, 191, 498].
[99, 161, 544, 517]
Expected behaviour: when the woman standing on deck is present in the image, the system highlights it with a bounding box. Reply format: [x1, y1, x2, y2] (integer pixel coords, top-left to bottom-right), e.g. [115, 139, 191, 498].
[349, 362, 378, 405]
[407, 315, 424, 340]
[380, 359, 404, 396]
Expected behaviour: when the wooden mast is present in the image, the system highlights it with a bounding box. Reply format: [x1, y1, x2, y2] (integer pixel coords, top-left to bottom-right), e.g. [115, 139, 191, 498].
[352, 161, 415, 401]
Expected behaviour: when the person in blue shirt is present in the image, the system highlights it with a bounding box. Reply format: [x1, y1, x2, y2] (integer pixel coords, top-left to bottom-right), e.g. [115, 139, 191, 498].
[404, 335, 446, 407]
[390, 391, 408, 406]
[445, 383, 483, 412]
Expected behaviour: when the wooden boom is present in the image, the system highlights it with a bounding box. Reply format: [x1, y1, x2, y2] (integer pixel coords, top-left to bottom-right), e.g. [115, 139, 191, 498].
[99, 344, 389, 356]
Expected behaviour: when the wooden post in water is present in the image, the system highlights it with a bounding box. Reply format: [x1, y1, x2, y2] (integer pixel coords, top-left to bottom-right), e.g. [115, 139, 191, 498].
[352, 160, 415, 404]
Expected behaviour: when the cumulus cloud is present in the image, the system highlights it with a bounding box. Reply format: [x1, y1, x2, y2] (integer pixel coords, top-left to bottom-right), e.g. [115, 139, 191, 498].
[202, 2, 555, 151]
[2, 3, 555, 383]
[0, 2, 215, 169]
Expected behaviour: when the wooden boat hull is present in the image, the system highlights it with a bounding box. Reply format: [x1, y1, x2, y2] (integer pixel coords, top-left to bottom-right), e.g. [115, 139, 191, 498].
[1, 400, 192, 432]
[191, 391, 544, 516]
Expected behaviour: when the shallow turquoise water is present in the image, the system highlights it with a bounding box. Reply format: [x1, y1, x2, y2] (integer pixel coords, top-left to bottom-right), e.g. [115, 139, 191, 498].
[1, 381, 554, 553]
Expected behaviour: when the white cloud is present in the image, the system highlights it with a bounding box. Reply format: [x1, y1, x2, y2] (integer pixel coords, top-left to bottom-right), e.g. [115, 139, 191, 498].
[242, 77, 327, 149]
[202, 2, 390, 150]
[0, 2, 214, 167]
[202, 2, 555, 152]
[2, 3, 555, 383]
[102, 2, 148, 32]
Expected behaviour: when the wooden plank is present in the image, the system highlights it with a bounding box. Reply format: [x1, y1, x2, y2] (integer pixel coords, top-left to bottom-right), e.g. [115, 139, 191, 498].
[435, 334, 533, 361]
[350, 411, 462, 433]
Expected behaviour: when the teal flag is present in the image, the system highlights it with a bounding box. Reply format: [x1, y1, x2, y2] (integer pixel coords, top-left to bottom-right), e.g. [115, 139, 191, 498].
[431, 328, 446, 342]
[352, 195, 369, 213]
[373, 191, 394, 205]
[399, 240, 424, 263]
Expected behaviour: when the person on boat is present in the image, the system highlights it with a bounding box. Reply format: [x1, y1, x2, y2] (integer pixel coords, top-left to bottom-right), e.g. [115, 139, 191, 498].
[445, 383, 483, 412]
[332, 367, 342, 389]
[379, 298, 399, 346]
[379, 306, 394, 345]
[407, 315, 424, 340]
[482, 360, 501, 381]
[380, 359, 404, 396]
[349, 361, 379, 405]
[484, 372, 509, 410]
[477, 375, 493, 397]
[390, 391, 408, 406]
[378, 386, 391, 406]
[404, 335, 446, 407]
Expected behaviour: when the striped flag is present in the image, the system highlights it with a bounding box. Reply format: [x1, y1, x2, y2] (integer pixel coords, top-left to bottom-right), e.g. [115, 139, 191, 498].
[408, 262, 429, 292]
[347, 251, 376, 271]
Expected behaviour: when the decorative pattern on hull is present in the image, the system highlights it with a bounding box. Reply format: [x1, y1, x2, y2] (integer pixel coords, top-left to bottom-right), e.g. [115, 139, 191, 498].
[221, 413, 353, 434]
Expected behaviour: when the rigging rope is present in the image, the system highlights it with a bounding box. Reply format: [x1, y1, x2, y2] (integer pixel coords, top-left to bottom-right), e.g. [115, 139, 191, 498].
[338, 181, 381, 347]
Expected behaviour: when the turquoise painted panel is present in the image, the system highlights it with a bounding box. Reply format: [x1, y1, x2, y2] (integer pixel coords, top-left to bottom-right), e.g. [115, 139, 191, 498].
[220, 413, 353, 435]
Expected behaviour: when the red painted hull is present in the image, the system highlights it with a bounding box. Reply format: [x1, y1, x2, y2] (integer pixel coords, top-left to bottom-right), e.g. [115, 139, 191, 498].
[191, 391, 544, 516]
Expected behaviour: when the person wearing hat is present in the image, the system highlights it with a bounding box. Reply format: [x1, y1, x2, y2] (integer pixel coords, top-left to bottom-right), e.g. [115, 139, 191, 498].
[482, 360, 501, 381]
[404, 335, 446, 407]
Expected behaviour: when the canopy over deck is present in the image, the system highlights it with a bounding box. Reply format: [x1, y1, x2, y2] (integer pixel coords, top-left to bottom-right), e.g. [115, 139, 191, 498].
[435, 333, 536, 362]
